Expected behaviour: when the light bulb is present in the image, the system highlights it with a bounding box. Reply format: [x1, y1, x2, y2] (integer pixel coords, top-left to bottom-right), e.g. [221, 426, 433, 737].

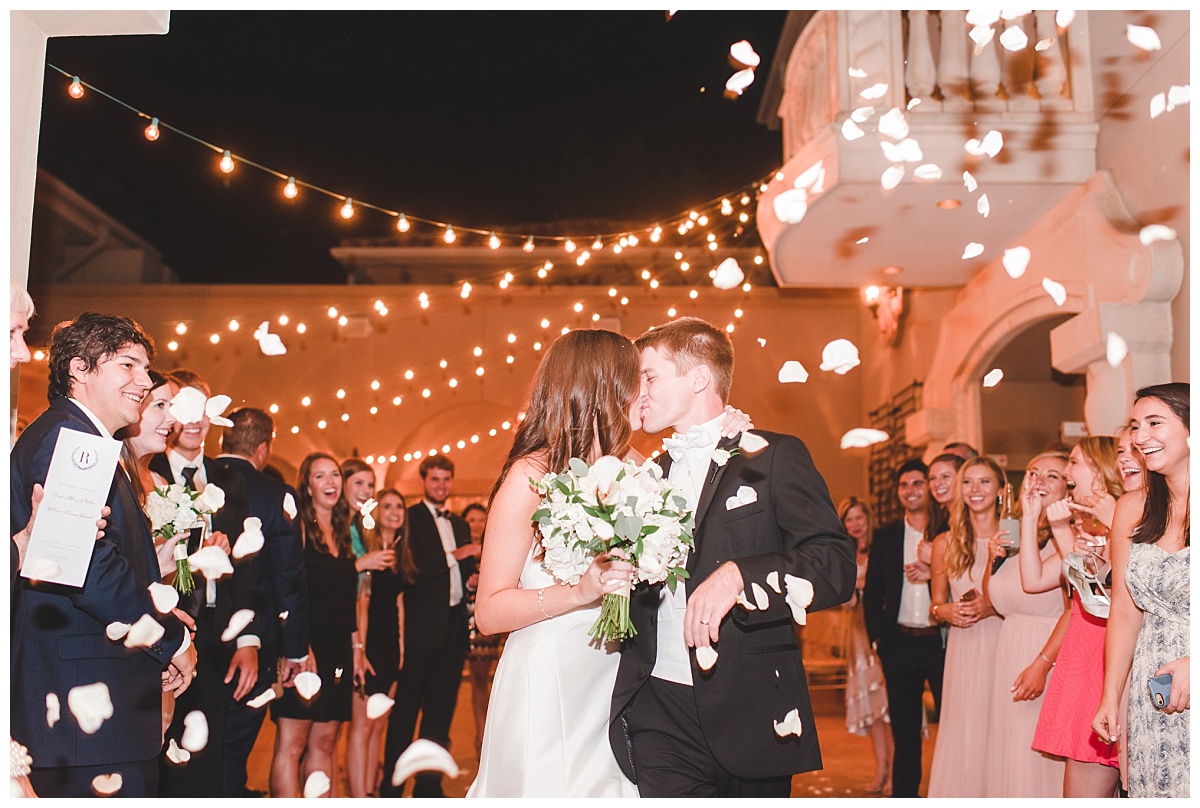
[296, 322, 307, 334]
[507, 333, 516, 344]
[336, 389, 346, 399]
[668, 307, 677, 317]
[144, 117, 160, 141]
[338, 315, 348, 326]
[488, 232, 501, 250]
[734, 308, 744, 318]
[641, 269, 651, 280]
[523, 236, 535, 252]
[471, 435, 479, 443]
[650, 279, 660, 289]
[499, 279, 509, 289]
[461, 282, 472, 299]
[573, 302, 583, 313]
[442, 444, 451, 453]
[628, 235, 639, 246]
[742, 282, 752, 292]
[449, 378, 458, 388]
[620, 297, 629, 305]
[397, 213, 410, 232]
[533, 342, 542, 351]
[443, 226, 456, 244]
[209, 334, 220, 345]
[707, 233, 716, 242]
[388, 455, 397, 463]
[283, 177, 298, 198]
[404, 453, 413, 462]
[543, 261, 553, 272]
[689, 210, 699, 221]
[291, 426, 300, 434]
[489, 429, 497, 437]
[393, 396, 402, 405]
[219, 150, 235, 173]
[404, 370, 414, 380]
[228, 319, 239, 331]
[612, 244, 623, 254]
[537, 268, 548, 279]
[708, 242, 718, 251]
[439, 359, 448, 369]
[457, 440, 466, 449]
[317, 420, 327, 429]
[698, 215, 709, 226]
[366, 455, 375, 464]
[68, 76, 84, 99]
[175, 322, 188, 335]
[328, 307, 339, 320]
[167, 340, 178, 351]
[689, 289, 699, 299]
[473, 346, 483, 356]
[476, 366, 485, 376]
[371, 379, 381, 390]
[650, 226, 662, 243]
[739, 212, 750, 223]
[726, 324, 736, 333]
[378, 306, 388, 316]
[269, 403, 280, 413]
[340, 199, 355, 219]
[422, 388, 431, 398]
[754, 254, 764, 265]
[502, 421, 512, 430]
[301, 396, 312, 406]
[680, 261, 690, 271]
[564, 239, 576, 254]
[592, 237, 603, 250]
[279, 314, 289, 325]
[741, 195, 751, 205]
[608, 288, 617, 297]
[340, 413, 349, 422]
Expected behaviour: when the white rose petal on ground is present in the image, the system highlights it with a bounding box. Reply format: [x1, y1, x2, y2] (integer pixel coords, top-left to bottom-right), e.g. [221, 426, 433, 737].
[105, 621, 131, 641]
[850, 105, 875, 123]
[977, 194, 990, 218]
[766, 570, 781, 594]
[1042, 277, 1068, 306]
[963, 171, 978, 192]
[148, 582, 179, 614]
[367, 693, 396, 720]
[751, 582, 771, 610]
[181, 710, 209, 752]
[999, 25, 1028, 51]
[880, 165, 905, 191]
[23, 555, 61, 581]
[712, 257, 746, 290]
[1150, 92, 1167, 119]
[738, 432, 769, 455]
[91, 773, 123, 796]
[983, 368, 1005, 388]
[166, 737, 191, 765]
[188, 546, 234, 581]
[68, 682, 114, 734]
[46, 693, 61, 727]
[729, 40, 760, 68]
[124, 613, 165, 649]
[294, 671, 322, 700]
[777, 361, 809, 384]
[1138, 224, 1177, 245]
[859, 82, 888, 100]
[819, 339, 861, 375]
[784, 575, 815, 624]
[169, 386, 207, 424]
[725, 68, 755, 96]
[232, 517, 265, 559]
[282, 493, 297, 519]
[1056, 10, 1076, 28]
[772, 188, 809, 225]
[1106, 333, 1129, 367]
[303, 771, 331, 798]
[877, 107, 909, 140]
[221, 609, 256, 642]
[391, 739, 461, 786]
[1126, 24, 1161, 52]
[913, 164, 942, 180]
[773, 708, 803, 738]
[1003, 246, 1031, 278]
[695, 645, 718, 671]
[841, 119, 865, 141]
[840, 428, 889, 450]
[247, 688, 279, 709]
[962, 242, 985, 260]
[257, 321, 288, 356]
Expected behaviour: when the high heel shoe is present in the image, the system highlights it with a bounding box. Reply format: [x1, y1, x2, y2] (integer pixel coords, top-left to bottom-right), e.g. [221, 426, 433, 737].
[1063, 552, 1110, 618]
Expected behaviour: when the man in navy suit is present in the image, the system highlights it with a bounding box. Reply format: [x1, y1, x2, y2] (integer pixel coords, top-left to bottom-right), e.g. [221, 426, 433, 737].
[210, 407, 311, 796]
[10, 312, 196, 797]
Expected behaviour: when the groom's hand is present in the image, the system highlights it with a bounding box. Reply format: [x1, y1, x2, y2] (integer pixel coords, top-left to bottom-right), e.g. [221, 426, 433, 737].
[684, 561, 743, 647]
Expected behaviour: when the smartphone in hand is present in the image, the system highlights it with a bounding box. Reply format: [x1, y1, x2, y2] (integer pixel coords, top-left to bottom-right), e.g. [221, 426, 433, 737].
[1148, 673, 1172, 709]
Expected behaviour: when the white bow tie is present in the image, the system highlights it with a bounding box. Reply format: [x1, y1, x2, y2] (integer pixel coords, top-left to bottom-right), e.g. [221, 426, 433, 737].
[663, 427, 711, 461]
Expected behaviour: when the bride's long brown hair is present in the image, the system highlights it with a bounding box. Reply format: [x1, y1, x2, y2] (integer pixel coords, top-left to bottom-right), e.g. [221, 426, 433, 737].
[489, 329, 641, 504]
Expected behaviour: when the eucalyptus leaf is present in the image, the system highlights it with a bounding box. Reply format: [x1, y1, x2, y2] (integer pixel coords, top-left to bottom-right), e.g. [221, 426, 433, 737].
[568, 457, 590, 477]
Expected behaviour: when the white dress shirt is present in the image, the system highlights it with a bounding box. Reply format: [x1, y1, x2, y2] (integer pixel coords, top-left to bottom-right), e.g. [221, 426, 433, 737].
[897, 517, 933, 628]
[425, 500, 463, 607]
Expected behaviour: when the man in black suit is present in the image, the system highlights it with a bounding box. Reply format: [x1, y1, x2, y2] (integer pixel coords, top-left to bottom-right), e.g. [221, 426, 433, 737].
[380, 455, 479, 798]
[610, 317, 856, 797]
[211, 407, 311, 796]
[863, 458, 944, 798]
[10, 312, 196, 797]
[148, 370, 258, 797]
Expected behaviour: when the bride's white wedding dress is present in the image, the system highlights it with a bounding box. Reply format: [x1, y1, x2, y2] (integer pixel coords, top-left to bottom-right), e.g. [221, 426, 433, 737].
[466, 544, 639, 797]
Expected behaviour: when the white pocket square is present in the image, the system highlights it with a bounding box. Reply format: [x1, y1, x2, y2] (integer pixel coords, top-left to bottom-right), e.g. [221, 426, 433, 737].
[725, 485, 758, 511]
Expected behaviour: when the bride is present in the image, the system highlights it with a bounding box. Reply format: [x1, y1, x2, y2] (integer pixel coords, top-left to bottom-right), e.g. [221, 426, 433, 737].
[467, 329, 746, 797]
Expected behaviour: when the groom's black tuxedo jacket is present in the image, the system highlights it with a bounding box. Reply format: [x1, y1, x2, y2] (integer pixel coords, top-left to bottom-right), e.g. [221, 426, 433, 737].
[609, 429, 856, 782]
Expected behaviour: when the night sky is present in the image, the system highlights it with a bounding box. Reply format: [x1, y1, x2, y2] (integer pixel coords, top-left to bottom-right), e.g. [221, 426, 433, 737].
[38, 10, 789, 284]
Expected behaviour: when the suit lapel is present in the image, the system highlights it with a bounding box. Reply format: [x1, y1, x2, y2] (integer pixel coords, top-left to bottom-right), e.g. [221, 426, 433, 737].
[693, 434, 740, 530]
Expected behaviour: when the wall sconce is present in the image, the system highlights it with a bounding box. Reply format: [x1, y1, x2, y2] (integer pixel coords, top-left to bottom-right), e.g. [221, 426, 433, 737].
[864, 285, 905, 346]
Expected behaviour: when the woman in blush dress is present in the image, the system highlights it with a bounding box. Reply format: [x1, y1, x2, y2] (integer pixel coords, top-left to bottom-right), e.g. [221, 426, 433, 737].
[983, 452, 1070, 797]
[837, 497, 892, 795]
[462, 502, 504, 761]
[926, 457, 1005, 797]
[1094, 384, 1190, 798]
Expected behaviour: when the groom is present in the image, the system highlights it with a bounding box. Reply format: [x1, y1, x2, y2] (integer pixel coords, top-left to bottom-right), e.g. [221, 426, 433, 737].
[609, 317, 856, 797]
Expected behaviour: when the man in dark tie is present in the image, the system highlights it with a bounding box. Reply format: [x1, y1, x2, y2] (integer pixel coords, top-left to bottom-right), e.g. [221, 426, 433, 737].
[380, 456, 479, 798]
[148, 370, 257, 797]
[10, 312, 196, 797]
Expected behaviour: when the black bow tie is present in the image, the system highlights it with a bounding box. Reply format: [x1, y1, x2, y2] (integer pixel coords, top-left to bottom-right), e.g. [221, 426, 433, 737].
[435, 508, 450, 519]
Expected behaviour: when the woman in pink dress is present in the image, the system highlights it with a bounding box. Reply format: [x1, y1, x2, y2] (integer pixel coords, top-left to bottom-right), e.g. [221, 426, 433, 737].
[983, 451, 1070, 797]
[1031, 435, 1134, 796]
[926, 457, 1005, 797]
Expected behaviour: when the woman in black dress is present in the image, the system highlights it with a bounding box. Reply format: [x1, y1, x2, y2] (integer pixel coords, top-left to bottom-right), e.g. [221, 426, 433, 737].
[269, 453, 361, 797]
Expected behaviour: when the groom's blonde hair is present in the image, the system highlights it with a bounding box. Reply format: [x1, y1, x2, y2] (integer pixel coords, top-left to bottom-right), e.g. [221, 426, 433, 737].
[635, 317, 733, 402]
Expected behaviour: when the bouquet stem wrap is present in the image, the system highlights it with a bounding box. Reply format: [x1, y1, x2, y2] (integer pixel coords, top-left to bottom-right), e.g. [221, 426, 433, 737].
[173, 541, 195, 595]
[591, 580, 634, 642]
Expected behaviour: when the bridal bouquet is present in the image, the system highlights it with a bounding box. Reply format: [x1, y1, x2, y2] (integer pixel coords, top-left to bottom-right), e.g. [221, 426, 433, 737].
[145, 482, 226, 595]
[532, 455, 694, 642]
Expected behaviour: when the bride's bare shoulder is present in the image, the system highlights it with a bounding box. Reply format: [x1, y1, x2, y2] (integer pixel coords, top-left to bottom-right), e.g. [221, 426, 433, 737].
[499, 452, 550, 491]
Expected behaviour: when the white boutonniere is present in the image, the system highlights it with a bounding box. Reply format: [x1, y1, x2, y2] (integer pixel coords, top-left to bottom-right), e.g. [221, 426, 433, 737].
[711, 448, 734, 467]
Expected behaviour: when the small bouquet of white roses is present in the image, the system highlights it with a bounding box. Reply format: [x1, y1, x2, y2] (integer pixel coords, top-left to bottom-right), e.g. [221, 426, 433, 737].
[145, 482, 225, 595]
[532, 455, 694, 642]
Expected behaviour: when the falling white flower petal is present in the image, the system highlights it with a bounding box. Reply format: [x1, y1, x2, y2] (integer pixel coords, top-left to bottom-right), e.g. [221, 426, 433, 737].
[877, 107, 910, 140]
[1035, 37, 1055, 51]
[977, 194, 990, 218]
[1003, 246, 1031, 278]
[729, 39, 760, 68]
[712, 257, 746, 290]
[1148, 91, 1166, 118]
[964, 138, 985, 156]
[221, 609, 256, 642]
[784, 574, 815, 625]
[68, 682, 114, 734]
[881, 139, 923, 163]
[819, 339, 861, 375]
[204, 394, 232, 421]
[247, 688, 279, 709]
[1106, 333, 1129, 367]
[773, 707, 803, 738]
[148, 582, 179, 614]
[1056, 10, 1076, 28]
[1126, 24, 1161, 52]
[859, 82, 888, 100]
[725, 68, 755, 96]
[772, 188, 809, 224]
[1139, 224, 1177, 245]
[766, 570, 781, 594]
[257, 321, 288, 356]
[169, 387, 207, 424]
[793, 161, 825, 192]
[181, 710, 209, 752]
[391, 739, 461, 786]
[756, 337, 767, 347]
[46, 693, 60, 727]
[367, 693, 396, 720]
[913, 164, 943, 180]
[303, 771, 331, 799]
[695, 644, 718, 671]
[189, 546, 234, 581]
[294, 671, 322, 701]
[969, 25, 995, 49]
[848, 66, 867, 78]
[881, 164, 905, 190]
[1167, 85, 1190, 108]
[981, 130, 1004, 157]
[777, 361, 809, 384]
[999, 25, 1028, 51]
[23, 555, 61, 581]
[279, 611, 290, 621]
[736, 590, 757, 611]
[850, 106, 875, 123]
[966, 9, 1000, 27]
[751, 582, 771, 610]
[91, 773, 123, 796]
[840, 428, 890, 450]
[232, 516, 265, 560]
[962, 242, 985, 259]
[907, 97, 921, 110]
[124, 613, 165, 649]
[739, 432, 769, 454]
[104, 622, 130, 644]
[282, 493, 297, 520]
[983, 368, 1005, 388]
[963, 171, 978, 192]
[165, 737, 192, 765]
[1042, 277, 1068, 306]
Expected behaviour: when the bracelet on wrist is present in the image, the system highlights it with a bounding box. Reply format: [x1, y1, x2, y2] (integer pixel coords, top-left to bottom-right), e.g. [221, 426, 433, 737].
[352, 642, 365, 650]
[1039, 652, 1055, 667]
[537, 587, 554, 620]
